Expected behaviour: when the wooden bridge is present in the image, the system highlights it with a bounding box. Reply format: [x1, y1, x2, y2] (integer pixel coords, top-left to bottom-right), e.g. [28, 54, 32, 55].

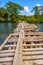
[0, 22, 43, 65]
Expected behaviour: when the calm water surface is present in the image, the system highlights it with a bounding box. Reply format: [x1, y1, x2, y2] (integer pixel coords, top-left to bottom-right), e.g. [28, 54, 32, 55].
[0, 23, 43, 45]
[0, 23, 17, 45]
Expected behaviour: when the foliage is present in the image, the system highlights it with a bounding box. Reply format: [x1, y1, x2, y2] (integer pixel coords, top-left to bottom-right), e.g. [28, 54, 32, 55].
[0, 2, 43, 23]
[32, 6, 43, 15]
[0, 2, 24, 23]
[5, 2, 24, 15]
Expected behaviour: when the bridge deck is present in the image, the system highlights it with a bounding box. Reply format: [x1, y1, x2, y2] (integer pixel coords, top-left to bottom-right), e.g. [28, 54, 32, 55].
[0, 22, 43, 65]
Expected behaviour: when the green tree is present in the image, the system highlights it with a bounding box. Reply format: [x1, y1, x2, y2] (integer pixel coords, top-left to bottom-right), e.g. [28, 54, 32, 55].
[0, 8, 7, 22]
[5, 2, 24, 15]
[0, 8, 6, 17]
[5, 2, 24, 22]
[32, 6, 43, 15]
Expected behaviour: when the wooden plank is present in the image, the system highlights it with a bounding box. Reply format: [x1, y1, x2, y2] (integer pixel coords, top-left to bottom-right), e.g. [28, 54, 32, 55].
[0, 34, 12, 50]
[0, 50, 15, 53]
[13, 29, 23, 65]
[0, 57, 13, 62]
[0, 53, 14, 57]
[23, 44, 43, 46]
[23, 48, 43, 52]
[4, 45, 16, 47]
[23, 56, 43, 61]
[33, 60, 43, 64]
[23, 51, 43, 56]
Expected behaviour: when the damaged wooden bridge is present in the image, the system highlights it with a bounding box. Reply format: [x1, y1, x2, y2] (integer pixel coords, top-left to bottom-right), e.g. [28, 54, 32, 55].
[0, 22, 43, 65]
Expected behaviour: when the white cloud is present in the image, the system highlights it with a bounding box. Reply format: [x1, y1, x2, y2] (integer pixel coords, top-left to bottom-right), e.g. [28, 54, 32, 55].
[20, 6, 34, 16]
[24, 6, 30, 13]
[24, 6, 34, 16]
[36, 4, 41, 6]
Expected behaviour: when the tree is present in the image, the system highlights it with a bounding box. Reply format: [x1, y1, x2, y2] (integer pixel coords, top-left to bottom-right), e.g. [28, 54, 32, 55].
[3, 12, 9, 22]
[0, 8, 6, 17]
[5, 2, 24, 22]
[5, 2, 24, 15]
[41, 6, 43, 15]
[32, 6, 43, 15]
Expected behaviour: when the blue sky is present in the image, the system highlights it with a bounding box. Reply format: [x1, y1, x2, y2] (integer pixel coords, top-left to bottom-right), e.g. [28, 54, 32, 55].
[0, 0, 43, 16]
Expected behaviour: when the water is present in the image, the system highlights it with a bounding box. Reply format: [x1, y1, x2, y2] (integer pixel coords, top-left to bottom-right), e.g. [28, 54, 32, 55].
[0, 23, 17, 45]
[36, 24, 43, 32]
[0, 23, 43, 45]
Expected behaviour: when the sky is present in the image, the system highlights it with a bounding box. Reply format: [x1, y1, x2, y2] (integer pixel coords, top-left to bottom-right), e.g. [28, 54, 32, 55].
[0, 0, 43, 16]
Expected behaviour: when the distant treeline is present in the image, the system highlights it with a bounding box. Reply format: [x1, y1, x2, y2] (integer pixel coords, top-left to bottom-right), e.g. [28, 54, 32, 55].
[0, 1, 43, 23]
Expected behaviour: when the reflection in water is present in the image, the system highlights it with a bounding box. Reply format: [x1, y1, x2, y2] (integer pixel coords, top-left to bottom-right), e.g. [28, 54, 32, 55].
[0, 23, 17, 45]
[0, 23, 43, 45]
[0, 34, 8, 45]
[36, 24, 43, 32]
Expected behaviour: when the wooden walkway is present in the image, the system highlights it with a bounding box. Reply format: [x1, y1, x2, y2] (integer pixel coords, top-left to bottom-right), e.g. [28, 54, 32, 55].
[0, 22, 43, 65]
